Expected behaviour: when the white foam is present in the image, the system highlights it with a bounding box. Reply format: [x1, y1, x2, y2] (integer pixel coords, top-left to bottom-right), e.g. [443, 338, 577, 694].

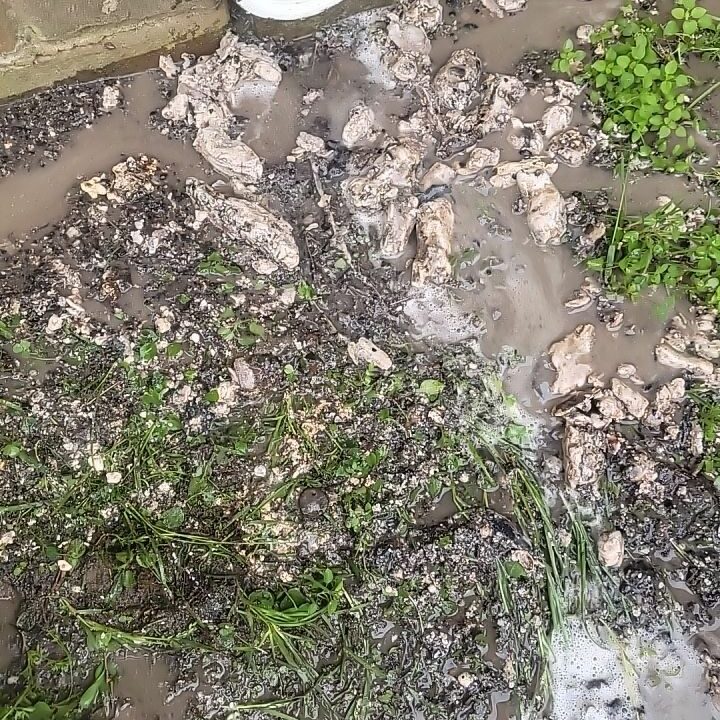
[549, 618, 719, 720]
[403, 286, 485, 345]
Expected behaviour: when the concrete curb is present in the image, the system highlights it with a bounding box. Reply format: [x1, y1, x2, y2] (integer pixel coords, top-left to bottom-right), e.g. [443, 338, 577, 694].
[0, 0, 229, 100]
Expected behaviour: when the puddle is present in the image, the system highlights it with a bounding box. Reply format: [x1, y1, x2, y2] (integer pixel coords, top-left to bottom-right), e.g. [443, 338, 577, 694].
[0, 72, 210, 248]
[0, 577, 21, 675]
[431, 0, 623, 74]
[448, 183, 681, 413]
[112, 652, 189, 720]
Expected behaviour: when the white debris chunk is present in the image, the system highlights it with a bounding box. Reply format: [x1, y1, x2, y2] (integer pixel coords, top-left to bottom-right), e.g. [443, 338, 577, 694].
[161, 93, 190, 122]
[158, 54, 178, 79]
[432, 49, 483, 112]
[541, 104, 574, 138]
[172, 32, 282, 127]
[490, 158, 557, 189]
[187, 179, 299, 269]
[106, 471, 122, 485]
[549, 324, 595, 395]
[341, 103, 376, 148]
[563, 425, 605, 488]
[481, 0, 527, 16]
[388, 17, 431, 54]
[611, 379, 649, 419]
[402, 0, 443, 32]
[516, 169, 567, 245]
[348, 337, 393, 371]
[412, 197, 455, 287]
[293, 132, 327, 156]
[379, 196, 418, 258]
[101, 85, 122, 111]
[454, 146, 501, 176]
[343, 138, 424, 213]
[598, 530, 625, 568]
[655, 341, 714, 376]
[193, 126, 263, 182]
[420, 162, 456, 190]
[81, 176, 108, 199]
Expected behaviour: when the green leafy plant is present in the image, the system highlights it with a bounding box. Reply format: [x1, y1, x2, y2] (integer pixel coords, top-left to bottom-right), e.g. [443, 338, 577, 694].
[588, 200, 720, 312]
[0, 651, 112, 720]
[235, 570, 346, 672]
[689, 388, 720, 483]
[553, 0, 720, 172]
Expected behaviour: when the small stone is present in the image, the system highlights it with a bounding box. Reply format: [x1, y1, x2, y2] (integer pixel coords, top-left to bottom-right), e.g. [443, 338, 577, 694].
[57, 560, 73, 573]
[155, 317, 172, 335]
[106, 472, 122, 485]
[230, 359, 256, 391]
[102, 85, 122, 111]
[347, 337, 393, 371]
[548, 128, 596, 168]
[611, 379, 649, 419]
[456, 672, 475, 688]
[88, 452, 105, 473]
[298, 488, 329, 518]
[576, 24, 594, 43]
[280, 287, 296, 306]
[252, 258, 278, 275]
[46, 314, 63, 334]
[341, 103, 376, 148]
[598, 530, 624, 568]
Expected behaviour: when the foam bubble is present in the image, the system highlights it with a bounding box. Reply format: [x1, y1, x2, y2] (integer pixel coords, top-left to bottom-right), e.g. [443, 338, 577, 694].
[403, 286, 485, 345]
[549, 618, 719, 720]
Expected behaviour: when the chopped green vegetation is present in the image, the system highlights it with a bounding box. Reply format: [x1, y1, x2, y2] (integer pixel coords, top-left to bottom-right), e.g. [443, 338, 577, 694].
[689, 387, 720, 481]
[553, 0, 720, 171]
[0, 651, 113, 720]
[588, 199, 720, 312]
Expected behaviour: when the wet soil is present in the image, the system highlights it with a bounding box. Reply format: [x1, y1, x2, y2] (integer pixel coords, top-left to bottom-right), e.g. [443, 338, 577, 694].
[2, 1, 720, 719]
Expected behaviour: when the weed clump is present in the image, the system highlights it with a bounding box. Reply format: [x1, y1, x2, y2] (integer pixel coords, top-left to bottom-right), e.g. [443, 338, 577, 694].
[589, 199, 720, 312]
[554, 0, 720, 172]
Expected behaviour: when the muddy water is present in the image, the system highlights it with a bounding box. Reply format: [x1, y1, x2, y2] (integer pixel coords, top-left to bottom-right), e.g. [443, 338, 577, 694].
[0, 577, 21, 674]
[431, 0, 623, 73]
[0, 73, 210, 248]
[450, 182, 682, 412]
[112, 652, 189, 720]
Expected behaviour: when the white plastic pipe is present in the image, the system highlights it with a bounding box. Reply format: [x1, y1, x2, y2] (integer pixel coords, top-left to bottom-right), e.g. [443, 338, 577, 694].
[235, 0, 345, 20]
